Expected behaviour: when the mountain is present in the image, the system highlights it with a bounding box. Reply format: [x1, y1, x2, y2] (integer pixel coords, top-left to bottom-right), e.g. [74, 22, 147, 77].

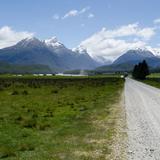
[0, 37, 99, 73]
[45, 37, 65, 50]
[45, 38, 100, 70]
[96, 49, 160, 72]
[0, 37, 60, 72]
[113, 49, 155, 65]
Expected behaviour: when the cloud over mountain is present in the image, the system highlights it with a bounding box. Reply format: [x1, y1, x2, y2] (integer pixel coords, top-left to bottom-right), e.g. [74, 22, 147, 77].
[0, 26, 34, 49]
[79, 23, 155, 61]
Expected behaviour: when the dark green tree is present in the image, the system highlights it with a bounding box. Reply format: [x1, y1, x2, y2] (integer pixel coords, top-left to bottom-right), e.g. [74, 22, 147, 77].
[132, 60, 150, 80]
[132, 64, 138, 78]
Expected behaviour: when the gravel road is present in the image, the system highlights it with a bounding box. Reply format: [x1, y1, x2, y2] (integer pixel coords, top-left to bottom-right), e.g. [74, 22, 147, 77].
[125, 78, 160, 160]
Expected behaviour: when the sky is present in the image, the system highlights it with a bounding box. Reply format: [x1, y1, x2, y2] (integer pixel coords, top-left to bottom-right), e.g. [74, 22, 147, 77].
[0, 0, 160, 61]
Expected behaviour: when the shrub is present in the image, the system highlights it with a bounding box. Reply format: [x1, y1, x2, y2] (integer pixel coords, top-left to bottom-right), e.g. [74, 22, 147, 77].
[37, 123, 50, 130]
[0, 86, 4, 91]
[21, 105, 26, 108]
[22, 90, 29, 95]
[15, 115, 23, 122]
[21, 132, 30, 138]
[28, 83, 41, 88]
[11, 90, 19, 95]
[4, 83, 11, 88]
[43, 112, 53, 117]
[20, 116, 37, 128]
[0, 146, 16, 159]
[51, 89, 58, 94]
[18, 143, 35, 151]
[79, 107, 88, 112]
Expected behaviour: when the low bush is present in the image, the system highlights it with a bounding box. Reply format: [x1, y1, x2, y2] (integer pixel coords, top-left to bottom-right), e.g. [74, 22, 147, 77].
[36, 123, 51, 130]
[11, 90, 19, 95]
[0, 146, 16, 159]
[20, 116, 37, 128]
[22, 90, 29, 95]
[18, 143, 35, 151]
[51, 89, 58, 94]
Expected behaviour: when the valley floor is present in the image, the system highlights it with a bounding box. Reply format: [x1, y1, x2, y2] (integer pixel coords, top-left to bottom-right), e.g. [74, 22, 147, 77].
[0, 77, 125, 160]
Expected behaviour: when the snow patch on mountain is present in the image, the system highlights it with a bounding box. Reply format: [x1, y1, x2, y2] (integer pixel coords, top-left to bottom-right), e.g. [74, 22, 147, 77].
[45, 37, 64, 48]
[144, 46, 160, 57]
[72, 46, 88, 54]
[127, 48, 154, 57]
[16, 37, 43, 47]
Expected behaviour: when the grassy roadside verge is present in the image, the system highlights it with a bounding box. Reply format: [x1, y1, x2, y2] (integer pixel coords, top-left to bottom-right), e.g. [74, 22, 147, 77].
[142, 73, 160, 89]
[141, 78, 160, 88]
[0, 77, 125, 160]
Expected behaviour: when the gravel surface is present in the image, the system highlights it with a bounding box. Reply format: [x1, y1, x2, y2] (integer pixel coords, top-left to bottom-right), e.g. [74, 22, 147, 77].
[125, 78, 160, 160]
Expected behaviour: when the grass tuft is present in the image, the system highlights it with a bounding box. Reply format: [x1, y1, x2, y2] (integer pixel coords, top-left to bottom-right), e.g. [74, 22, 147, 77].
[0, 146, 16, 159]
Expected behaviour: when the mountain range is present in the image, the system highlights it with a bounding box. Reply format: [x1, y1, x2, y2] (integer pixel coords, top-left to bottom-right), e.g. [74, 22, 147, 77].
[0, 36, 160, 73]
[0, 37, 100, 73]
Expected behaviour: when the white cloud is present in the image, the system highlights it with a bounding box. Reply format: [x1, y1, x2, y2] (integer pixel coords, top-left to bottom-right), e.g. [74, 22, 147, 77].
[62, 10, 78, 19]
[88, 13, 95, 18]
[53, 14, 60, 20]
[96, 23, 155, 40]
[62, 7, 90, 19]
[154, 18, 160, 24]
[0, 26, 34, 49]
[137, 27, 155, 40]
[79, 23, 155, 61]
[55, 7, 94, 21]
[79, 7, 90, 14]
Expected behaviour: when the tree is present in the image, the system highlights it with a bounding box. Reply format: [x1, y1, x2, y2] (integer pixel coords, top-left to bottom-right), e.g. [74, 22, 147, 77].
[132, 64, 138, 78]
[132, 60, 150, 80]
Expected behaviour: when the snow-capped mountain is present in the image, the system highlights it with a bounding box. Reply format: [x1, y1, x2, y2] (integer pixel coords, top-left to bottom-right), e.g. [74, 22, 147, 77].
[96, 48, 160, 72]
[45, 37, 74, 56]
[72, 46, 88, 55]
[45, 37, 64, 49]
[0, 37, 100, 72]
[113, 49, 155, 65]
[147, 47, 160, 57]
[45, 37, 101, 69]
[0, 37, 60, 71]
[16, 37, 43, 48]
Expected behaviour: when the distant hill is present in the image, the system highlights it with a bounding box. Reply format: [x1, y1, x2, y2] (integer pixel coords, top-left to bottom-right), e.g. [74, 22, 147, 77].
[96, 63, 135, 72]
[0, 61, 52, 74]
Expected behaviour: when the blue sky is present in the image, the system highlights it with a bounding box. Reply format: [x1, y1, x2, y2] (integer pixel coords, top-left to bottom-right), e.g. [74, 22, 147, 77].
[0, 0, 160, 61]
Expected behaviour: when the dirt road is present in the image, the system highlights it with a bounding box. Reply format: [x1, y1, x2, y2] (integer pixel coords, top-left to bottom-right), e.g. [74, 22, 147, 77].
[125, 78, 160, 160]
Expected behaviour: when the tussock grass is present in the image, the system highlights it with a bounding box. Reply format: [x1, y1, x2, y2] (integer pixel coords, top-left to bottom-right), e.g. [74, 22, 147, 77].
[0, 77, 124, 159]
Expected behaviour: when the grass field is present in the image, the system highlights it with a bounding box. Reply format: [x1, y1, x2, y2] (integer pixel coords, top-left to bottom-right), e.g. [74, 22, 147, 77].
[136, 73, 160, 88]
[142, 77, 160, 89]
[0, 76, 124, 160]
[147, 73, 160, 78]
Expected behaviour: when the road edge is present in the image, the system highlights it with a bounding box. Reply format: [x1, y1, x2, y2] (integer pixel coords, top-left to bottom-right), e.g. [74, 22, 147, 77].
[111, 88, 128, 159]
